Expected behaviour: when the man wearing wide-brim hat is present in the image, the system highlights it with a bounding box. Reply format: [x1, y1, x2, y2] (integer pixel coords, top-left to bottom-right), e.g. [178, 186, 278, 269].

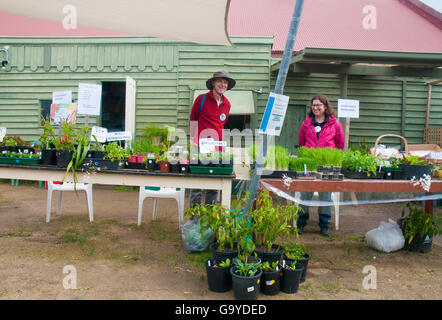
[189, 71, 236, 208]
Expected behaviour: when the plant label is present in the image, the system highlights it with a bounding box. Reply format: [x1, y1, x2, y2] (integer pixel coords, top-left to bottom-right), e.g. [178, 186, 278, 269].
[247, 286, 255, 292]
[0, 127, 6, 142]
[259, 92, 289, 136]
[91, 126, 108, 143]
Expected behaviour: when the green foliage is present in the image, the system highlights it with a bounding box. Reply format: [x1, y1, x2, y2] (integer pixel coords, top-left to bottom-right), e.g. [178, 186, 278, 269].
[234, 260, 262, 277]
[284, 260, 298, 270]
[261, 261, 279, 272]
[185, 202, 238, 252]
[251, 189, 300, 251]
[402, 156, 431, 166]
[297, 147, 343, 167]
[401, 202, 440, 244]
[39, 117, 56, 149]
[283, 242, 306, 259]
[349, 138, 370, 155]
[341, 150, 378, 175]
[1, 136, 26, 147]
[247, 144, 291, 170]
[289, 157, 318, 172]
[104, 142, 131, 161]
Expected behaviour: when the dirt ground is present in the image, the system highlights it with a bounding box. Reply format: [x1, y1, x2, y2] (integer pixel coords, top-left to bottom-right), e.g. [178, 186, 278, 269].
[0, 180, 441, 300]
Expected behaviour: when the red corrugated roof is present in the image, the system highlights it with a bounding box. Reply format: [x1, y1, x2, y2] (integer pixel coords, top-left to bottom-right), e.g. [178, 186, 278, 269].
[1, 0, 441, 54]
[227, 0, 442, 53]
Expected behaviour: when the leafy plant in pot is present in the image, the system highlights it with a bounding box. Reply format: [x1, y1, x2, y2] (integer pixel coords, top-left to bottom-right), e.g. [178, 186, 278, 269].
[206, 258, 232, 293]
[280, 259, 304, 294]
[398, 202, 440, 253]
[283, 242, 310, 283]
[260, 261, 281, 296]
[39, 117, 57, 165]
[251, 189, 300, 264]
[400, 156, 433, 180]
[104, 141, 130, 169]
[230, 204, 263, 300]
[54, 121, 78, 168]
[61, 125, 91, 191]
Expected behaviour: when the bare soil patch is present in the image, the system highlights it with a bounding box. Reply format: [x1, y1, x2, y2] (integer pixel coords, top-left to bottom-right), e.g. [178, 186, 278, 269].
[0, 182, 440, 300]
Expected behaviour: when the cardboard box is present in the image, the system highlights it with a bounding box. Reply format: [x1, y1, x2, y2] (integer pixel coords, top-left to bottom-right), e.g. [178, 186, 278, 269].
[408, 144, 441, 158]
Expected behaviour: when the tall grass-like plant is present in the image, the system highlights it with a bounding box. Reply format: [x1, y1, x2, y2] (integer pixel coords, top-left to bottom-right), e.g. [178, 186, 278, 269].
[297, 147, 343, 167]
[289, 157, 318, 172]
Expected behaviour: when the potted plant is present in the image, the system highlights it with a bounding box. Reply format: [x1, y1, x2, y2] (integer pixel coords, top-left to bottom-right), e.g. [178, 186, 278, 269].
[103, 141, 130, 169]
[61, 125, 91, 191]
[206, 258, 232, 293]
[400, 156, 433, 180]
[230, 259, 262, 300]
[191, 201, 239, 262]
[39, 118, 57, 165]
[283, 242, 310, 283]
[144, 153, 157, 171]
[251, 189, 300, 264]
[384, 157, 403, 180]
[280, 259, 304, 294]
[156, 152, 170, 172]
[260, 261, 281, 296]
[398, 202, 440, 253]
[341, 150, 379, 179]
[54, 122, 78, 168]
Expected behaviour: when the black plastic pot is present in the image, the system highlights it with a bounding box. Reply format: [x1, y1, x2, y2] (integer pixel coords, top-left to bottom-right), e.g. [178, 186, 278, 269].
[41, 149, 57, 165]
[283, 253, 310, 283]
[211, 242, 238, 262]
[146, 158, 156, 171]
[342, 169, 369, 179]
[56, 150, 74, 168]
[179, 163, 189, 173]
[170, 162, 180, 173]
[384, 167, 402, 180]
[260, 267, 281, 296]
[280, 261, 304, 294]
[230, 266, 262, 300]
[206, 258, 232, 293]
[400, 164, 433, 180]
[255, 244, 284, 264]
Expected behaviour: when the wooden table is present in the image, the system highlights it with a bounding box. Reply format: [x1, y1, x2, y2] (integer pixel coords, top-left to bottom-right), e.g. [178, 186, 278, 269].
[0, 164, 235, 208]
[260, 178, 442, 214]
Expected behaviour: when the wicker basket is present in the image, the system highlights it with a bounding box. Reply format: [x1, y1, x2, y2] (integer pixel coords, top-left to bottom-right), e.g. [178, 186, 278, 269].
[373, 134, 409, 159]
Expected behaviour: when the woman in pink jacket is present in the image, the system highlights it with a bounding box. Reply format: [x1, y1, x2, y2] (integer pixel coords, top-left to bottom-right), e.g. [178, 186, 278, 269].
[297, 94, 344, 236]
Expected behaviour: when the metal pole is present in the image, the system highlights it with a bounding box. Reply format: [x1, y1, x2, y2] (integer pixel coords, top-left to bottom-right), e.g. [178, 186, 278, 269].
[245, 0, 305, 211]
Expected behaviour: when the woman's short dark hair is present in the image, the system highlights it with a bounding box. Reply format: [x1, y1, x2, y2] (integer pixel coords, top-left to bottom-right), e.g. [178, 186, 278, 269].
[308, 94, 335, 118]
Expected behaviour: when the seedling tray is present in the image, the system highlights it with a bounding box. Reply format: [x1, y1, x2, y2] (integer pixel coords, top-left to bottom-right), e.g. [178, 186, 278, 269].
[0, 157, 41, 165]
[189, 166, 234, 175]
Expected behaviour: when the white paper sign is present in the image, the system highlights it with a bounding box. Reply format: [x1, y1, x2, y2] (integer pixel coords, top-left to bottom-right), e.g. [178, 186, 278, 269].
[106, 131, 132, 142]
[77, 83, 102, 116]
[199, 138, 227, 154]
[259, 92, 289, 136]
[52, 91, 72, 105]
[0, 127, 6, 142]
[338, 99, 359, 118]
[91, 126, 108, 143]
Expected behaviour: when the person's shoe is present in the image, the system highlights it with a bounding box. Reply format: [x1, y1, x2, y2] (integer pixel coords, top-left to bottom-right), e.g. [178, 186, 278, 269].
[297, 225, 304, 234]
[320, 226, 330, 237]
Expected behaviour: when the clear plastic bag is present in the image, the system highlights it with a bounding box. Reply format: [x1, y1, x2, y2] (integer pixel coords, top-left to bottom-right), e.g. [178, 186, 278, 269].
[365, 219, 405, 253]
[181, 218, 214, 253]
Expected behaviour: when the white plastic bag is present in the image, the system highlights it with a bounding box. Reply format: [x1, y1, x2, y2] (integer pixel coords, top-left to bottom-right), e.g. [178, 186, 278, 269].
[365, 219, 405, 253]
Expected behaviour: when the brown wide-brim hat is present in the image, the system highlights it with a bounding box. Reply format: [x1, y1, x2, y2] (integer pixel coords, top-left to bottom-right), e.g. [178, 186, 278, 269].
[206, 71, 236, 90]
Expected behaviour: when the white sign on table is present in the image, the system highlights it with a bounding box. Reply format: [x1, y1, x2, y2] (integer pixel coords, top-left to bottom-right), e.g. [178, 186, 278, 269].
[259, 92, 289, 136]
[106, 131, 132, 142]
[91, 126, 108, 143]
[77, 83, 102, 116]
[199, 138, 227, 154]
[0, 127, 6, 142]
[52, 91, 72, 105]
[338, 99, 360, 118]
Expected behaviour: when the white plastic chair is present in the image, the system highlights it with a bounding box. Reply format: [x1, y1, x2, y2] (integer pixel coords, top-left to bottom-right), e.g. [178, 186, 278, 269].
[293, 192, 340, 230]
[138, 187, 185, 229]
[46, 181, 94, 223]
